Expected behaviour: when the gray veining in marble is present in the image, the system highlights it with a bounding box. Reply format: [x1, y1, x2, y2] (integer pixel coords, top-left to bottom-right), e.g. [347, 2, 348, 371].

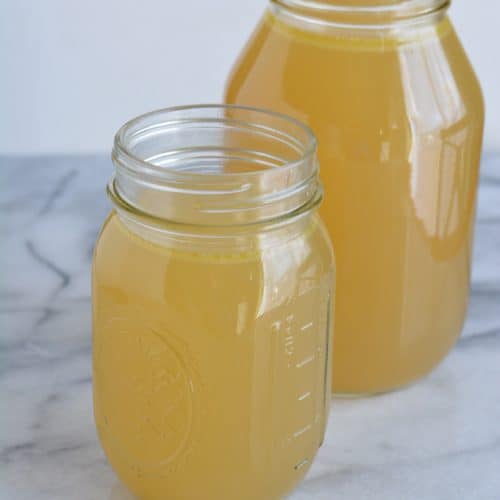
[1, 153, 499, 500]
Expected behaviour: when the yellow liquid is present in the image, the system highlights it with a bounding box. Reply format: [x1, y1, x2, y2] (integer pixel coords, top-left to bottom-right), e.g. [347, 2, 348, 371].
[93, 213, 333, 500]
[225, 11, 484, 393]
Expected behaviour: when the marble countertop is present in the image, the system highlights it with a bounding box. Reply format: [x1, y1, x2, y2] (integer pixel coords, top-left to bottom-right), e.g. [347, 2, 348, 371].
[1, 153, 499, 500]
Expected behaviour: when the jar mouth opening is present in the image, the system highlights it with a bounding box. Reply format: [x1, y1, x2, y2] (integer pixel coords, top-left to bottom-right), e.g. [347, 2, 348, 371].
[114, 104, 317, 179]
[111, 105, 320, 227]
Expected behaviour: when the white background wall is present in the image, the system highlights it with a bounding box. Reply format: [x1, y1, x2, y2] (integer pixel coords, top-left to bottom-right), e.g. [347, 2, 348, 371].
[1, 0, 498, 154]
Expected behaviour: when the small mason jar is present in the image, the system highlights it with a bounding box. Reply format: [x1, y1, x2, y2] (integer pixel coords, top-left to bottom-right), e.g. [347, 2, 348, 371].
[92, 105, 335, 500]
[226, 0, 484, 394]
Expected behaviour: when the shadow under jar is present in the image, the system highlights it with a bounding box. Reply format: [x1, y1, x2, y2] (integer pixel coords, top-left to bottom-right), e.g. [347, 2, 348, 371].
[92, 105, 335, 500]
[225, 0, 484, 395]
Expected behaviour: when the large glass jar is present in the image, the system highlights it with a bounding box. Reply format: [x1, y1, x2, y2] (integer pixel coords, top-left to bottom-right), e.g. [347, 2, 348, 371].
[226, 0, 484, 394]
[92, 105, 334, 500]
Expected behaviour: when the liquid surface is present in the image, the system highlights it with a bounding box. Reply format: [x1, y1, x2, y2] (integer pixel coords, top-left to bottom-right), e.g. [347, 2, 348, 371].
[93, 213, 333, 500]
[225, 11, 484, 393]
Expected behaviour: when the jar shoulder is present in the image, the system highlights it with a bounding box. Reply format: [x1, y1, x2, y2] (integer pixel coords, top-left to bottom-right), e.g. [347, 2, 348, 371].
[226, 16, 484, 127]
[93, 212, 334, 296]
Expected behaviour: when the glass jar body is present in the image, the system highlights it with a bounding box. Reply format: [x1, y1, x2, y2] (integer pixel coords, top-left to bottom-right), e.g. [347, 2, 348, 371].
[92, 211, 334, 500]
[225, 4, 484, 394]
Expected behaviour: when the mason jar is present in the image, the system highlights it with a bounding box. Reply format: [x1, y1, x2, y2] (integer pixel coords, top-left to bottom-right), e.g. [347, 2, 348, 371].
[225, 0, 484, 394]
[92, 105, 335, 500]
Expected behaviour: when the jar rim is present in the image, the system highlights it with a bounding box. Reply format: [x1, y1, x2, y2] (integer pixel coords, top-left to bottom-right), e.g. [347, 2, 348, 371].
[113, 104, 317, 180]
[111, 104, 321, 228]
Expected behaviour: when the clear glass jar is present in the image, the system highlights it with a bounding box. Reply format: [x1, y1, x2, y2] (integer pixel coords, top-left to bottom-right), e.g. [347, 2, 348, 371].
[225, 0, 484, 394]
[92, 105, 335, 500]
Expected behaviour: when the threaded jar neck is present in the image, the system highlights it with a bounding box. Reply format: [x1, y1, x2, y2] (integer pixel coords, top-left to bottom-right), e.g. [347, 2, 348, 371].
[270, 0, 450, 30]
[111, 105, 320, 229]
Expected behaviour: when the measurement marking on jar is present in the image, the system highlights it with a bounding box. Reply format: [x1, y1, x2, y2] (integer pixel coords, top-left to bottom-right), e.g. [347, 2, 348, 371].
[293, 424, 312, 439]
[285, 334, 295, 356]
[296, 354, 315, 368]
[284, 314, 295, 359]
[294, 459, 310, 470]
[298, 391, 311, 401]
[300, 321, 313, 332]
